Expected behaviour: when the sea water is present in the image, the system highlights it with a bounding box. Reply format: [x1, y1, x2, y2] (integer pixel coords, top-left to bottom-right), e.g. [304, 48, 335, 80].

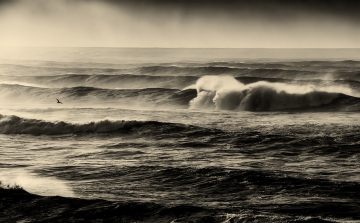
[1, 48, 360, 222]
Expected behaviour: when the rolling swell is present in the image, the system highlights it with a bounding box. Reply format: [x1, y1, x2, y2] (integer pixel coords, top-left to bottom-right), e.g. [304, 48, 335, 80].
[2, 166, 360, 222]
[208, 60, 360, 70]
[136, 65, 240, 76]
[3, 74, 360, 93]
[3, 68, 360, 91]
[2, 60, 360, 79]
[0, 183, 219, 223]
[0, 114, 205, 135]
[0, 64, 129, 76]
[131, 64, 360, 81]
[0, 74, 198, 89]
[1, 64, 321, 78]
[2, 80, 360, 111]
[135, 65, 327, 80]
[2, 62, 360, 90]
[0, 84, 196, 107]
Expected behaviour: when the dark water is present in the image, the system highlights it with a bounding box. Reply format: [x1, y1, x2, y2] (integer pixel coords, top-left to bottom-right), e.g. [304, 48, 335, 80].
[1, 48, 360, 222]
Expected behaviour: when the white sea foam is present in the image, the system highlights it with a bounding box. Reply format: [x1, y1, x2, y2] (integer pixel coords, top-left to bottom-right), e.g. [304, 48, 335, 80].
[190, 75, 355, 111]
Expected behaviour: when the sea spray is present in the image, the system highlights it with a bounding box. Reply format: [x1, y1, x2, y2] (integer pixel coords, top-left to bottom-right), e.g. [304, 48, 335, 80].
[189, 76, 354, 111]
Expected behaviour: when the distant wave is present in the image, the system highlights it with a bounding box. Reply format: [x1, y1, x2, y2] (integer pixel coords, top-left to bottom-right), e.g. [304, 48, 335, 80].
[190, 76, 360, 112]
[136, 65, 241, 76]
[134, 65, 331, 80]
[0, 115, 201, 135]
[2, 78, 360, 111]
[0, 64, 129, 76]
[207, 60, 360, 68]
[134, 61, 360, 78]
[2, 60, 360, 79]
[0, 64, 323, 78]
[0, 74, 198, 89]
[3, 69, 360, 92]
[134, 62, 360, 81]
[0, 84, 197, 108]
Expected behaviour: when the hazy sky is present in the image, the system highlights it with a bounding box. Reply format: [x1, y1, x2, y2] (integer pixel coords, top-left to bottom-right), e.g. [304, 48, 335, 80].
[0, 0, 359, 48]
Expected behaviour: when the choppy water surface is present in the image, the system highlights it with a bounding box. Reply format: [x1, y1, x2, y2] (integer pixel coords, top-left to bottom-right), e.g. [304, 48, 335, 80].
[1, 48, 360, 222]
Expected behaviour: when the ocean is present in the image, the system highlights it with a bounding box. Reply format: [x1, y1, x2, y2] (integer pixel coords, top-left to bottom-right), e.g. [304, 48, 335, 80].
[1, 47, 360, 222]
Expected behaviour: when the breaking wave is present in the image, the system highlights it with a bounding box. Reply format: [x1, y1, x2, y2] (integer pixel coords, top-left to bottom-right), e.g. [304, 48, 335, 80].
[2, 78, 360, 111]
[189, 76, 360, 111]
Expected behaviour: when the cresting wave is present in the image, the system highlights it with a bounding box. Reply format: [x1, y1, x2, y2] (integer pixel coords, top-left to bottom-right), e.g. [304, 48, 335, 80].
[190, 76, 360, 111]
[1, 80, 360, 111]
[0, 114, 203, 135]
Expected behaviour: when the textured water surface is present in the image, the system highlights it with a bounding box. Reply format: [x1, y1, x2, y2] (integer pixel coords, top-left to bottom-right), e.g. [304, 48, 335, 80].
[1, 48, 360, 222]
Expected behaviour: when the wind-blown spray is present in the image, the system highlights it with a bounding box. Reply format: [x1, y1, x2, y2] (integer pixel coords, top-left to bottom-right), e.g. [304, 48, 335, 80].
[190, 75, 356, 111]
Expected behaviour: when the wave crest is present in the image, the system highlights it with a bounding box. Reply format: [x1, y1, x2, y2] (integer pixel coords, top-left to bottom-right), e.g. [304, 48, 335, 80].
[190, 76, 359, 111]
[0, 115, 193, 135]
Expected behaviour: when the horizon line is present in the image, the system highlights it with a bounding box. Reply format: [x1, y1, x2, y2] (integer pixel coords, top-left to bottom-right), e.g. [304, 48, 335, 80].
[1, 46, 360, 49]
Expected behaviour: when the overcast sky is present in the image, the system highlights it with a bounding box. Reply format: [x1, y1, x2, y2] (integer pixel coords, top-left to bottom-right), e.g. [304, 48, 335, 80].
[0, 0, 359, 48]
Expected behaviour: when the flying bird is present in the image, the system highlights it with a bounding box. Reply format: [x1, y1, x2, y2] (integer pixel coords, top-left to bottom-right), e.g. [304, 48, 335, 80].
[56, 98, 63, 104]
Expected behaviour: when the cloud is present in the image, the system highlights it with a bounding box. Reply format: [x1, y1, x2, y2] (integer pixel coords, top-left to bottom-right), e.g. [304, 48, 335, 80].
[0, 0, 359, 47]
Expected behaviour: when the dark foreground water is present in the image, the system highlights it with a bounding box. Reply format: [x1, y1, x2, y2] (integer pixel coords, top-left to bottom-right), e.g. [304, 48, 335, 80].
[1, 48, 360, 222]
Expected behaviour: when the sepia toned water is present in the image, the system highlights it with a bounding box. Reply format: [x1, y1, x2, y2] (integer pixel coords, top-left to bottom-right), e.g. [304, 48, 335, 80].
[1, 48, 360, 222]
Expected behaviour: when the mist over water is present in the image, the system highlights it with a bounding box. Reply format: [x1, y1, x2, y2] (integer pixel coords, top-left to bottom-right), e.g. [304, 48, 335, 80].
[2, 48, 360, 222]
[1, 0, 360, 48]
